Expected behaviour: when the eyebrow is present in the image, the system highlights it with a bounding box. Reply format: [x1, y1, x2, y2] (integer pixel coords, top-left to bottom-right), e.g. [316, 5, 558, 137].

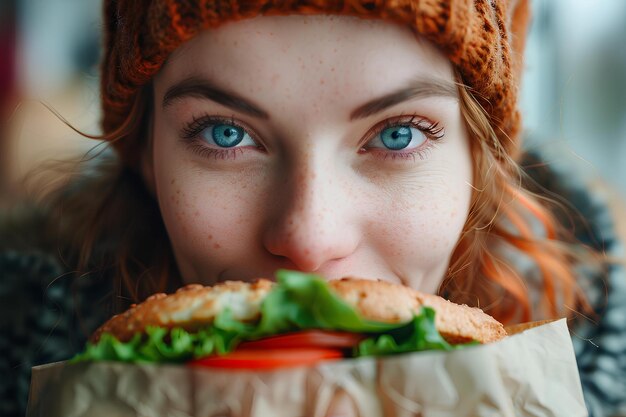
[162, 75, 457, 121]
[349, 77, 458, 120]
[162, 77, 270, 119]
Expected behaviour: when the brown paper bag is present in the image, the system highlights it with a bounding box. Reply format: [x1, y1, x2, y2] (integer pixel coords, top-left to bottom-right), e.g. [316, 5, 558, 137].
[26, 319, 588, 417]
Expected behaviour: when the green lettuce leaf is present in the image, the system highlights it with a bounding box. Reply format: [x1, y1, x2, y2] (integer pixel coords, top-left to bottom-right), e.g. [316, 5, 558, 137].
[252, 270, 400, 336]
[356, 307, 459, 356]
[72, 270, 470, 363]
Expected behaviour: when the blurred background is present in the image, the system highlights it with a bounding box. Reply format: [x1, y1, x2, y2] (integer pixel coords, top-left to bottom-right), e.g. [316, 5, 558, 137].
[521, 0, 626, 206]
[0, 0, 101, 199]
[0, 0, 625, 207]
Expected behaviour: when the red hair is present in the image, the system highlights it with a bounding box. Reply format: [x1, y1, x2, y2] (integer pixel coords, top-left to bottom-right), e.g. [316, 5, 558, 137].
[441, 82, 596, 323]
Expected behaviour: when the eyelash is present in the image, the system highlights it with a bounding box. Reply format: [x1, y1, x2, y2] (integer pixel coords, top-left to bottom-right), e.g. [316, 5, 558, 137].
[179, 114, 445, 161]
[180, 115, 259, 160]
[361, 115, 444, 161]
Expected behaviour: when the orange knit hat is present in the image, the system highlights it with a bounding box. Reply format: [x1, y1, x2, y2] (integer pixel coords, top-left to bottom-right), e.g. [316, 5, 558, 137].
[101, 0, 530, 166]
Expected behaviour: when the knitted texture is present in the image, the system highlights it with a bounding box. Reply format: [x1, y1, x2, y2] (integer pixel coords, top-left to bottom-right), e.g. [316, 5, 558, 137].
[101, 0, 530, 166]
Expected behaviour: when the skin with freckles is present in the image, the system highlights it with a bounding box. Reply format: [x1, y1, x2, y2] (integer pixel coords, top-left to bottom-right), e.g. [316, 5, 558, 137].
[143, 15, 473, 294]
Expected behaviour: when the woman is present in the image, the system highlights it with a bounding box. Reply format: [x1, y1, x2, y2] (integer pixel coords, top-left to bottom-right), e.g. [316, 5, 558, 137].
[1, 1, 625, 416]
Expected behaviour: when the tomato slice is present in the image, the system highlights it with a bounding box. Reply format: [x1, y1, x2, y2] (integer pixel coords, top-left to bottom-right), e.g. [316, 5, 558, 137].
[189, 348, 343, 370]
[238, 330, 364, 350]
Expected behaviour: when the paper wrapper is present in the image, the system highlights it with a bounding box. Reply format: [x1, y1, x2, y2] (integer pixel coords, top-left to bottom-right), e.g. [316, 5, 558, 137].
[26, 319, 588, 417]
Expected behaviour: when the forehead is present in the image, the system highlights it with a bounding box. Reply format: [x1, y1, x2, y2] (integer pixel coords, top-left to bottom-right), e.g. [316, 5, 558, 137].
[156, 15, 454, 102]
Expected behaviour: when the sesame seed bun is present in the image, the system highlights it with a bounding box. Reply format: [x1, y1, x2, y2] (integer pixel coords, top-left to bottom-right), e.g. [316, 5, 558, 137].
[91, 278, 506, 345]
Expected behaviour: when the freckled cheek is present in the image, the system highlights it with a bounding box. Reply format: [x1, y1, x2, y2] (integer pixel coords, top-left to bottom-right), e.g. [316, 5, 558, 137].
[417, 202, 465, 257]
[372, 192, 469, 266]
[158, 181, 260, 262]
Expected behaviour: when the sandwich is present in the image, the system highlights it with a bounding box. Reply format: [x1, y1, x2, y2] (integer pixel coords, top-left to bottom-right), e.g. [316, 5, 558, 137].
[73, 270, 507, 369]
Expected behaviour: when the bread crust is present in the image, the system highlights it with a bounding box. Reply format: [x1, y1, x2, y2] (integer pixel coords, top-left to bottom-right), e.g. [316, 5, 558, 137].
[91, 278, 506, 345]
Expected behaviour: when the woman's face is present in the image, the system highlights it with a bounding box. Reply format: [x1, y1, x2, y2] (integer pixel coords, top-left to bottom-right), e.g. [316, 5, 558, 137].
[147, 15, 473, 292]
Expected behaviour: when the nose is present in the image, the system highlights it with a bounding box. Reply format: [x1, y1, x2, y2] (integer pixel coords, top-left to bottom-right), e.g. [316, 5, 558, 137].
[262, 158, 360, 272]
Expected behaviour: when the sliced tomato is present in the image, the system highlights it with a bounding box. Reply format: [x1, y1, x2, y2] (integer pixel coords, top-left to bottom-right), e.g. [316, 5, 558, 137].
[189, 348, 343, 370]
[238, 330, 364, 350]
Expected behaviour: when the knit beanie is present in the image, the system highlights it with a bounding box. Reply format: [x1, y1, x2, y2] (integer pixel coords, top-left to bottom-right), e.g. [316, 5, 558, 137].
[101, 0, 530, 166]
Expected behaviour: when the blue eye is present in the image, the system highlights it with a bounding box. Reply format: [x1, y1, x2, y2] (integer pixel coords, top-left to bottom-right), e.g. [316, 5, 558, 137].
[370, 125, 426, 151]
[381, 126, 412, 150]
[200, 123, 255, 148]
